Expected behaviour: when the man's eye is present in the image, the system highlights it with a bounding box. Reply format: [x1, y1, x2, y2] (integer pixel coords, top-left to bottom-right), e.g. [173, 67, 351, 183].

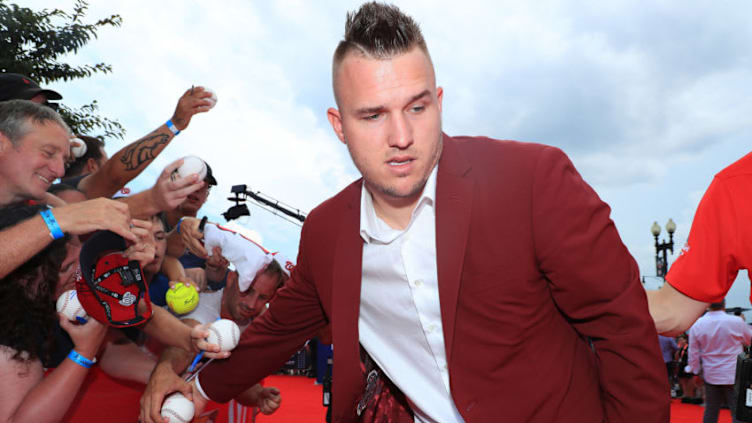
[410, 105, 425, 113]
[364, 113, 381, 121]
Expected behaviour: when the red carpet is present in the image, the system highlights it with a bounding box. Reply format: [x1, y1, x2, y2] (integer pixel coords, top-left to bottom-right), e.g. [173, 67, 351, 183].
[256, 375, 327, 422]
[55, 369, 735, 422]
[59, 369, 327, 422]
[670, 398, 732, 423]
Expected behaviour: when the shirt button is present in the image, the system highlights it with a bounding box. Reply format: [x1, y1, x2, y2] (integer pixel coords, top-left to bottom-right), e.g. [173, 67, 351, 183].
[428, 324, 436, 333]
[414, 279, 423, 287]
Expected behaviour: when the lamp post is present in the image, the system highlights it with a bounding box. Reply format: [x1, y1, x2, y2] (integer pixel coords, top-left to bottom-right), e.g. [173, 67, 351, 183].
[651, 219, 677, 279]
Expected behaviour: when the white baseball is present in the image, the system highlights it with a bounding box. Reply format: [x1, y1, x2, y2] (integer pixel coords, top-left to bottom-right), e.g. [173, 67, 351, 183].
[206, 319, 240, 352]
[70, 138, 87, 158]
[204, 87, 218, 109]
[56, 290, 87, 322]
[176, 156, 207, 180]
[160, 392, 195, 423]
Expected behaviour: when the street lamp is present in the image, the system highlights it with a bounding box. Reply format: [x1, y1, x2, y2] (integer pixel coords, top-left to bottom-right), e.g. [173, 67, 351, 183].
[651, 218, 677, 279]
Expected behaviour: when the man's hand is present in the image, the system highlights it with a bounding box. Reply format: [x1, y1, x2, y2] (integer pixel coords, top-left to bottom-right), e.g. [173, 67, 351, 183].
[189, 379, 209, 419]
[58, 313, 107, 360]
[139, 362, 193, 423]
[257, 387, 282, 415]
[171, 86, 214, 131]
[190, 323, 230, 360]
[53, 197, 137, 242]
[168, 279, 201, 293]
[123, 218, 156, 268]
[205, 246, 229, 282]
[149, 159, 205, 212]
[179, 216, 208, 258]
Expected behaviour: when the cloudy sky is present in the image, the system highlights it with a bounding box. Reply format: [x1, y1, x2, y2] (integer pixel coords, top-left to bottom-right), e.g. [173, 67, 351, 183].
[16, 1, 752, 310]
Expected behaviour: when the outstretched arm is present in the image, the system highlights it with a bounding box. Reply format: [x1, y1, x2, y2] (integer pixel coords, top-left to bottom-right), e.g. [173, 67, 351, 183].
[117, 159, 204, 219]
[646, 283, 708, 336]
[77, 87, 213, 199]
[0, 198, 136, 279]
[0, 314, 107, 423]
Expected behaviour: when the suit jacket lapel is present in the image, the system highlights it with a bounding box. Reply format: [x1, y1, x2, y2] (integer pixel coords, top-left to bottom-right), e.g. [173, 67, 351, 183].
[331, 180, 367, 413]
[435, 135, 473, 365]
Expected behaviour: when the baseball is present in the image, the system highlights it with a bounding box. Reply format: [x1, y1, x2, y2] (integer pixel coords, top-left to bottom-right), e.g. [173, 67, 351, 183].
[204, 87, 218, 109]
[206, 319, 240, 352]
[56, 290, 87, 322]
[166, 283, 199, 315]
[160, 392, 195, 423]
[175, 156, 207, 181]
[70, 138, 87, 158]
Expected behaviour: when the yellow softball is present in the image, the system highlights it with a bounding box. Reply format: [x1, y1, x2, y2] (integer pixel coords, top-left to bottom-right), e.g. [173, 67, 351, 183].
[166, 283, 199, 315]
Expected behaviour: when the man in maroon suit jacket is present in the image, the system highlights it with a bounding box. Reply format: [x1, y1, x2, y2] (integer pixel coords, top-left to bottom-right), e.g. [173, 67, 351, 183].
[141, 3, 669, 422]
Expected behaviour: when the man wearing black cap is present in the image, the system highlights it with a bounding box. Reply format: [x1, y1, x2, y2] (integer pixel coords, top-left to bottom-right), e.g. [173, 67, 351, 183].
[163, 162, 228, 292]
[0, 73, 63, 107]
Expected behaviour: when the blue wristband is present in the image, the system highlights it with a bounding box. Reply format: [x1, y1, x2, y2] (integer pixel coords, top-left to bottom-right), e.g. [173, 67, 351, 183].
[67, 349, 96, 369]
[39, 209, 64, 240]
[166, 119, 180, 136]
[176, 217, 184, 234]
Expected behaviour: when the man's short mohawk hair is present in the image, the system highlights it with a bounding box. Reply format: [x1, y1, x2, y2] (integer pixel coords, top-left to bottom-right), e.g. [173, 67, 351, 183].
[334, 2, 427, 63]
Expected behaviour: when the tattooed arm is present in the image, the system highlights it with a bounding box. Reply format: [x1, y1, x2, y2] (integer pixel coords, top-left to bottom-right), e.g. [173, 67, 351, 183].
[77, 87, 213, 199]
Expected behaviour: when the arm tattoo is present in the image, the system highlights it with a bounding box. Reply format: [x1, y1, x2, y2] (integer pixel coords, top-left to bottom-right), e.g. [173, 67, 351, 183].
[119, 132, 171, 171]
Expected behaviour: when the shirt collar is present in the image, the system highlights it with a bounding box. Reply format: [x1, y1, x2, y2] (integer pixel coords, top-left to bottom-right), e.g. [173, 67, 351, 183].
[359, 164, 438, 244]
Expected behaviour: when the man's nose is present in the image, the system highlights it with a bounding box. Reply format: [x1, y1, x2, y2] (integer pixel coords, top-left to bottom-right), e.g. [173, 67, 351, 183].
[387, 113, 413, 149]
[51, 157, 66, 178]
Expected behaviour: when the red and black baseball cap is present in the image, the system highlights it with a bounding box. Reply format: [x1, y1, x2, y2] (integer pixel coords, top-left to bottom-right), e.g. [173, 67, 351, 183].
[75, 230, 153, 327]
[0, 73, 62, 102]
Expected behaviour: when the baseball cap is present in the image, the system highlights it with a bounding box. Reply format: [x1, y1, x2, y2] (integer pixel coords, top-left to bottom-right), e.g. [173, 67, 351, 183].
[203, 223, 270, 292]
[75, 230, 153, 327]
[0, 73, 62, 102]
[204, 162, 218, 186]
[271, 252, 295, 278]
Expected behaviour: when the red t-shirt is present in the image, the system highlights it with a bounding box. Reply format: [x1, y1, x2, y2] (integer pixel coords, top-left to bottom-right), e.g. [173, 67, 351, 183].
[666, 151, 752, 302]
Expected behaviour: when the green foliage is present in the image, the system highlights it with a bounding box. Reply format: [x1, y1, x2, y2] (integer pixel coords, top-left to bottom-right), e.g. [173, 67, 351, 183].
[0, 0, 125, 139]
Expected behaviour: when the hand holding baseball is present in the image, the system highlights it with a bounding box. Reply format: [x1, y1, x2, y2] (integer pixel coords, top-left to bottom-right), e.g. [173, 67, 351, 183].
[206, 319, 240, 352]
[150, 159, 204, 212]
[178, 216, 208, 258]
[190, 323, 229, 360]
[140, 361, 193, 423]
[171, 86, 215, 131]
[59, 312, 107, 360]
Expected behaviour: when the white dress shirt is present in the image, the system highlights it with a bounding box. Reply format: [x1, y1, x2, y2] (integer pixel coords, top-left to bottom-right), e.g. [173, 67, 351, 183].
[358, 166, 465, 423]
[687, 310, 752, 384]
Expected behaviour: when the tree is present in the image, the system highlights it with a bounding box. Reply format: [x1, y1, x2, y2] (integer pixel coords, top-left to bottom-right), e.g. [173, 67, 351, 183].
[0, 0, 125, 139]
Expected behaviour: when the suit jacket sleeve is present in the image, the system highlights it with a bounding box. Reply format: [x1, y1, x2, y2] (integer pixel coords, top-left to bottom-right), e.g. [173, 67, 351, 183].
[198, 214, 328, 403]
[531, 146, 669, 422]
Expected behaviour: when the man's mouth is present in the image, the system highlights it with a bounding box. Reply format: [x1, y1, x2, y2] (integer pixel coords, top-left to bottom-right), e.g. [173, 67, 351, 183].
[36, 174, 52, 184]
[387, 156, 415, 167]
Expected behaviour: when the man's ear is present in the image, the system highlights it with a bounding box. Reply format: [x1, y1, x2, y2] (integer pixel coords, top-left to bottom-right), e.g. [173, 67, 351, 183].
[326, 108, 346, 144]
[227, 270, 239, 289]
[85, 157, 99, 173]
[436, 86, 444, 113]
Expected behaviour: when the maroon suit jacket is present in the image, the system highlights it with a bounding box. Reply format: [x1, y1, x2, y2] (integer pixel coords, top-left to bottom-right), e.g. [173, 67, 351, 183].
[201, 135, 670, 422]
